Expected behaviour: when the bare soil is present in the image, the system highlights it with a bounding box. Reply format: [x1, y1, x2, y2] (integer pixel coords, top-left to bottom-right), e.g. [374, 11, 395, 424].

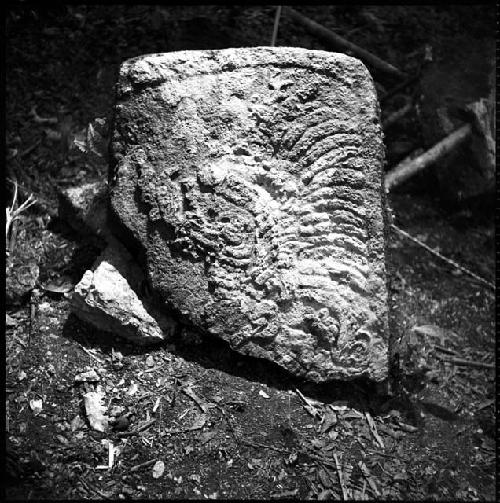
[5, 5, 495, 501]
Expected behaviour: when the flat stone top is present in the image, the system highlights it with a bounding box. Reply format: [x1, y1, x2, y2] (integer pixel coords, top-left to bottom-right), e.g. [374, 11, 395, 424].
[117, 47, 372, 94]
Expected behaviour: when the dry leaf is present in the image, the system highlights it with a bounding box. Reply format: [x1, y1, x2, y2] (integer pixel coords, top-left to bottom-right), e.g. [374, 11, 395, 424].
[70, 414, 85, 432]
[6, 313, 17, 327]
[318, 466, 334, 488]
[320, 409, 337, 433]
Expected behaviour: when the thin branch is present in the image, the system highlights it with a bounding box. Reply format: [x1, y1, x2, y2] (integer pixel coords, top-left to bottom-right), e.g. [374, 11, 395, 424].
[436, 355, 495, 370]
[334, 453, 349, 500]
[384, 124, 472, 191]
[285, 7, 406, 80]
[390, 224, 495, 291]
[382, 101, 412, 130]
[271, 6, 282, 46]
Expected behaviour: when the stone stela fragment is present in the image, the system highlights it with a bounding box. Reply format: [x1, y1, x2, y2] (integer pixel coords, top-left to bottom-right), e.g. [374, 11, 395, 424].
[108, 47, 389, 382]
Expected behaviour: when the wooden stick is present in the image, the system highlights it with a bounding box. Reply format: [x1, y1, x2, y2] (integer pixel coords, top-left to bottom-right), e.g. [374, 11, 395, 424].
[181, 386, 209, 413]
[79, 345, 106, 364]
[271, 6, 282, 46]
[295, 388, 322, 419]
[384, 124, 471, 191]
[334, 453, 349, 500]
[130, 459, 156, 472]
[390, 224, 495, 291]
[382, 102, 412, 130]
[434, 345, 458, 356]
[285, 7, 406, 80]
[116, 419, 156, 438]
[20, 139, 42, 158]
[436, 355, 495, 370]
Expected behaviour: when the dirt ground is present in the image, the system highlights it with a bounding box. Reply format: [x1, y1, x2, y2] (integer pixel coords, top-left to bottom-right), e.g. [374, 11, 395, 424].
[4, 5, 496, 501]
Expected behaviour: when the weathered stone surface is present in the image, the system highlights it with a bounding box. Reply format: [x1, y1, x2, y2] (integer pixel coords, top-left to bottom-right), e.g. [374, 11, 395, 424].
[110, 47, 389, 381]
[71, 241, 177, 344]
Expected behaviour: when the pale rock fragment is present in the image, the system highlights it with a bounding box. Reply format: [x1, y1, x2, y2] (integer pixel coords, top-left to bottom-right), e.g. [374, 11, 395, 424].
[83, 388, 108, 433]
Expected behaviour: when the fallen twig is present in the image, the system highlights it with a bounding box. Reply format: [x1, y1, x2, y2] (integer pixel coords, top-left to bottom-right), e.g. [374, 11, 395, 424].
[79, 345, 106, 364]
[434, 345, 459, 356]
[383, 101, 412, 130]
[130, 459, 156, 473]
[117, 419, 156, 438]
[285, 7, 406, 80]
[240, 438, 291, 453]
[28, 289, 40, 347]
[181, 386, 209, 413]
[334, 453, 349, 500]
[365, 449, 399, 459]
[390, 224, 495, 292]
[270, 6, 282, 46]
[358, 461, 380, 497]
[384, 124, 472, 191]
[396, 421, 418, 433]
[19, 139, 42, 158]
[365, 411, 384, 449]
[436, 355, 495, 370]
[295, 388, 322, 419]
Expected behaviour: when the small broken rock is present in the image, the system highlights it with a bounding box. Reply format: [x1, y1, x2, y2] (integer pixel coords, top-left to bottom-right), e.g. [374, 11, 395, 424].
[83, 389, 108, 432]
[70, 415, 86, 432]
[152, 460, 165, 479]
[29, 398, 43, 415]
[71, 243, 176, 344]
